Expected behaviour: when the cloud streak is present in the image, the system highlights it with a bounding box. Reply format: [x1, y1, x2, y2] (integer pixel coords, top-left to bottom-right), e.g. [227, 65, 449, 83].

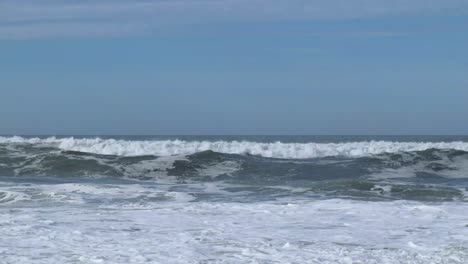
[1, 0, 468, 39]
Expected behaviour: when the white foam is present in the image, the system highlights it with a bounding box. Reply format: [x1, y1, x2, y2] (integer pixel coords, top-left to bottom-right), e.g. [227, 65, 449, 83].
[197, 160, 241, 178]
[115, 155, 186, 180]
[0, 195, 467, 263]
[2, 136, 468, 159]
[0, 190, 29, 204]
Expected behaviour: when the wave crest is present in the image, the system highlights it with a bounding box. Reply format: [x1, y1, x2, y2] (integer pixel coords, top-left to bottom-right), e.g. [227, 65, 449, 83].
[2, 136, 468, 159]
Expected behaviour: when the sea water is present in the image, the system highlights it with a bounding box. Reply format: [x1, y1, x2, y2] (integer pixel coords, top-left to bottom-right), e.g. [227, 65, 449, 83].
[0, 136, 467, 263]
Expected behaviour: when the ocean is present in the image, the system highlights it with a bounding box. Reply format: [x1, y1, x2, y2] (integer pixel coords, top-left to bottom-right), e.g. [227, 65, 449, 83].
[0, 135, 467, 263]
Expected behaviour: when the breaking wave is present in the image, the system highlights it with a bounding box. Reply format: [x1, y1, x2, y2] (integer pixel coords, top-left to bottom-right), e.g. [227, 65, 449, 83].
[1, 136, 468, 201]
[2, 136, 468, 159]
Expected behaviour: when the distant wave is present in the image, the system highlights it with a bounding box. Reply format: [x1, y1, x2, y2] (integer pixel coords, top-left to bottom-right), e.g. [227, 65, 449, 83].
[2, 136, 468, 159]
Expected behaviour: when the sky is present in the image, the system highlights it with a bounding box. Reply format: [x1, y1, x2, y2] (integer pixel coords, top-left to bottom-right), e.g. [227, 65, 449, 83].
[1, 0, 468, 135]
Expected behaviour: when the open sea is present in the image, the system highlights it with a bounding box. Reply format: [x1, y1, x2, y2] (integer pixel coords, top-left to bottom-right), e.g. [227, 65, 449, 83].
[0, 135, 467, 263]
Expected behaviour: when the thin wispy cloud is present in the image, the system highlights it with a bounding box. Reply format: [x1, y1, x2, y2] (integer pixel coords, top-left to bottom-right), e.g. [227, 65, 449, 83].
[1, 0, 468, 39]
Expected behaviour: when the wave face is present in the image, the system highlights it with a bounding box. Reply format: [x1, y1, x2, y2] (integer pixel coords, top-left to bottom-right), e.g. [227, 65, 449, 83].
[1, 136, 468, 202]
[2, 136, 468, 158]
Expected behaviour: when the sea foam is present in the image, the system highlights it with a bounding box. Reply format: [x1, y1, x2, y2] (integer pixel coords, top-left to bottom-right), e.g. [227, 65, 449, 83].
[2, 136, 468, 159]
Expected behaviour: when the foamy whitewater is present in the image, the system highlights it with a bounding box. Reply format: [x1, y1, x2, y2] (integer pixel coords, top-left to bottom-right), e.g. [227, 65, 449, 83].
[3, 136, 468, 158]
[1, 136, 467, 263]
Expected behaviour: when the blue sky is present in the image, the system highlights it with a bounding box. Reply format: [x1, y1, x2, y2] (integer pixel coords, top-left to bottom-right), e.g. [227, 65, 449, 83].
[1, 0, 468, 135]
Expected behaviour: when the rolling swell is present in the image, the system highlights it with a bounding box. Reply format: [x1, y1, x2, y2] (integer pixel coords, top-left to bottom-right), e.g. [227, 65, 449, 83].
[1, 137, 468, 201]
